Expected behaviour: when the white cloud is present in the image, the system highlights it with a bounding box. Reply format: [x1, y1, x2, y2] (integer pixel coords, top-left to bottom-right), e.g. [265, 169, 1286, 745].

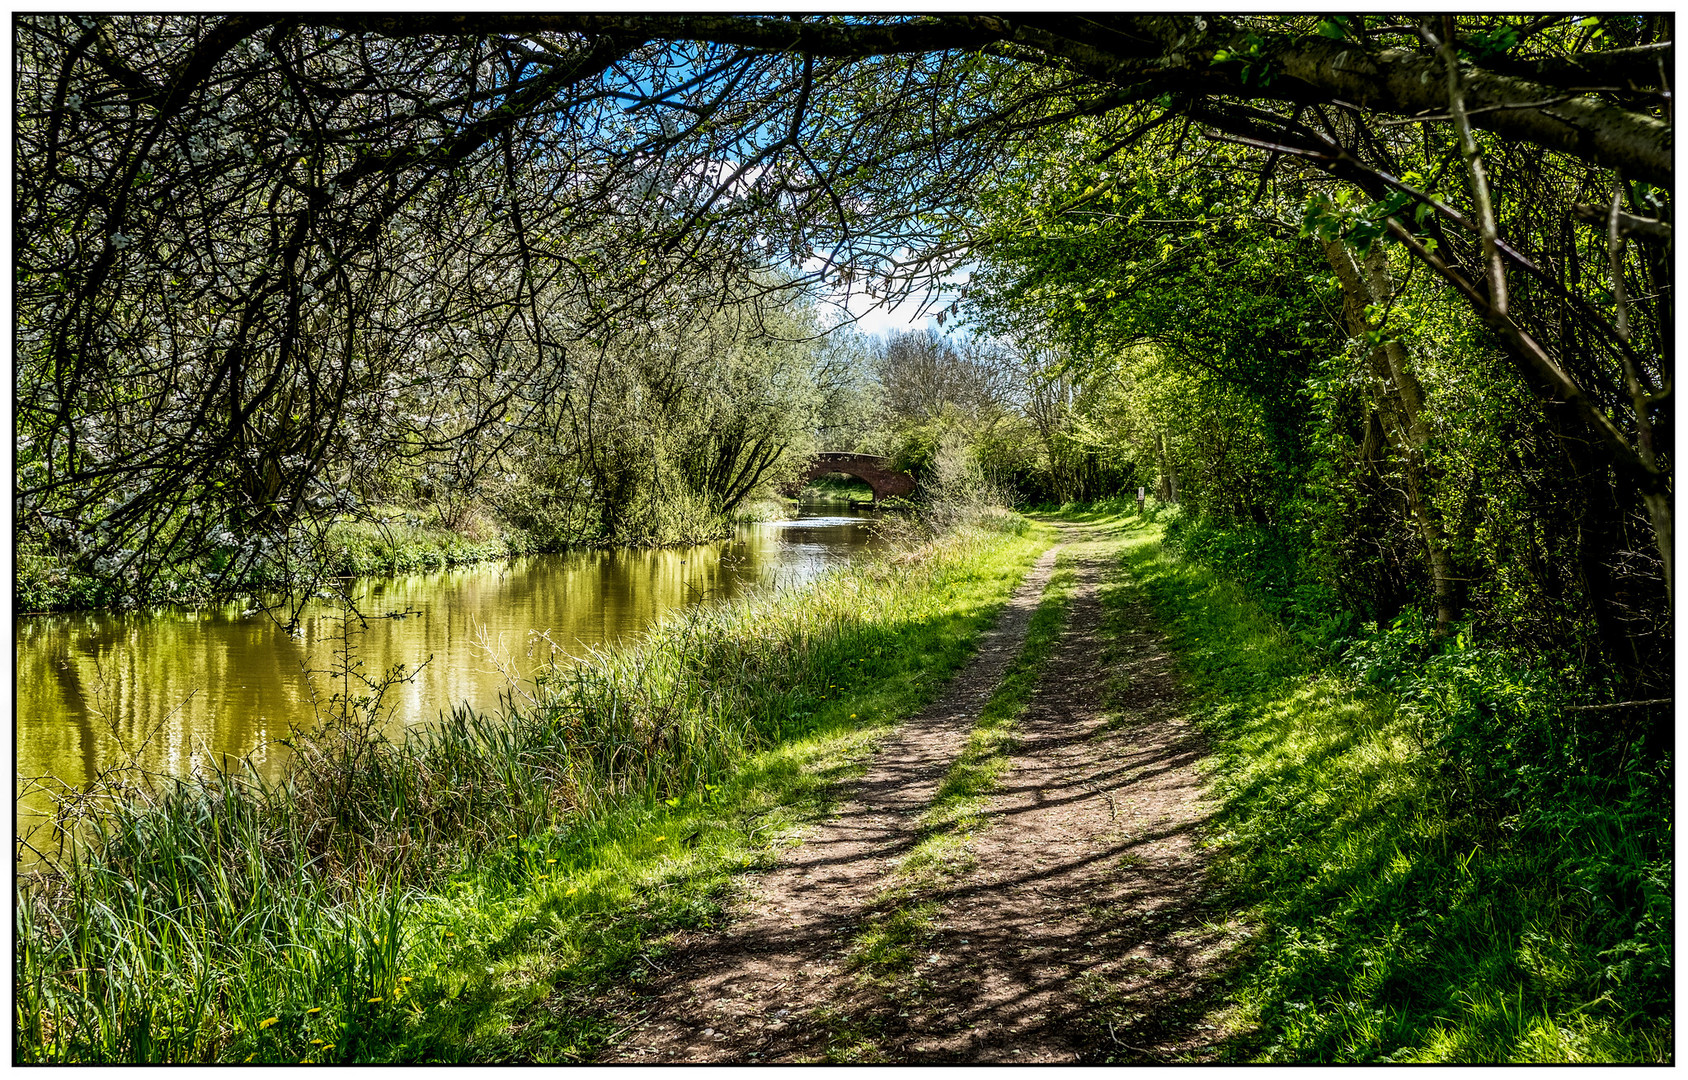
[840, 289, 935, 337]
[816, 259, 974, 338]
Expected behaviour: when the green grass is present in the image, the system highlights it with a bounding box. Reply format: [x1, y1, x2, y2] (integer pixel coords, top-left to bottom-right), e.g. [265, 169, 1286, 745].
[320, 506, 531, 577]
[25, 508, 1664, 1064]
[728, 496, 795, 523]
[801, 474, 877, 501]
[16, 515, 1054, 1063]
[1107, 517, 1670, 1064]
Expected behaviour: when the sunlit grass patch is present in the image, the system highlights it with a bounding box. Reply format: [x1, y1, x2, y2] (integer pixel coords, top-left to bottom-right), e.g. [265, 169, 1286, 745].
[848, 900, 943, 980]
[807, 1002, 891, 1064]
[1109, 516, 1670, 1064]
[389, 712, 903, 1061]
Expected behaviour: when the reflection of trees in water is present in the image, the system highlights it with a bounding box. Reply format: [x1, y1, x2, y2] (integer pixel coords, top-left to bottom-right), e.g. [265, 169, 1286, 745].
[16, 515, 875, 802]
[20, 611, 310, 788]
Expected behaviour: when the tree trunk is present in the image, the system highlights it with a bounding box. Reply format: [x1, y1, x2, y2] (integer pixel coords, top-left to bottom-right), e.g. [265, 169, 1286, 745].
[1155, 430, 1179, 504]
[1322, 236, 1464, 632]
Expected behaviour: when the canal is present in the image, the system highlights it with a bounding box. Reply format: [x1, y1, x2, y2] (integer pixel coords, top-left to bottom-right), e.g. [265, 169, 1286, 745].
[16, 508, 880, 857]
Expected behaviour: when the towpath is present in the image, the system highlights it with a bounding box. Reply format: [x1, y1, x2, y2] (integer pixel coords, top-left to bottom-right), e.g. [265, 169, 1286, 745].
[603, 521, 1237, 1063]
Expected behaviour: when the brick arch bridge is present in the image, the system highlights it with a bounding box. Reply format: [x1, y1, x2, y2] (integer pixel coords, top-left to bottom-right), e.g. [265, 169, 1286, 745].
[785, 452, 916, 502]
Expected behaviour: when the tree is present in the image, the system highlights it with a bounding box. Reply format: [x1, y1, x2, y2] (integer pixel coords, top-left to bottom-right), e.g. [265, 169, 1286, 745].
[16, 15, 1670, 603]
[874, 329, 1013, 428]
[960, 102, 1669, 689]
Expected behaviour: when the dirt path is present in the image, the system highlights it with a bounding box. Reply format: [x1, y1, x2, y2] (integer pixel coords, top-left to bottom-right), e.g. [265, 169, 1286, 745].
[605, 521, 1234, 1063]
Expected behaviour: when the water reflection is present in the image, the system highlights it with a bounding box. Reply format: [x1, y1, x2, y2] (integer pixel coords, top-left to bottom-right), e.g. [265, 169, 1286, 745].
[16, 509, 878, 849]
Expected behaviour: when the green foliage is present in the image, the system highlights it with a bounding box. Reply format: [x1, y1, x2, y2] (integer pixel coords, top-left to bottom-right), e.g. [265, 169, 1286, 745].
[323, 510, 531, 577]
[886, 423, 941, 479]
[1162, 512, 1352, 650]
[963, 56, 1669, 697]
[16, 545, 109, 611]
[1115, 519, 1669, 1063]
[966, 126, 1345, 525]
[501, 292, 832, 548]
[1314, 17, 1351, 40]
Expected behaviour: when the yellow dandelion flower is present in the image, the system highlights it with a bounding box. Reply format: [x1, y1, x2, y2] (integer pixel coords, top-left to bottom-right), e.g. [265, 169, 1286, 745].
[259, 1016, 279, 1029]
[306, 1007, 322, 1015]
[401, 977, 413, 983]
[443, 931, 455, 937]
[244, 1054, 256, 1062]
[312, 1040, 325, 1046]
[366, 996, 382, 1003]
[653, 835, 666, 842]
[322, 1044, 336, 1051]
[566, 887, 578, 896]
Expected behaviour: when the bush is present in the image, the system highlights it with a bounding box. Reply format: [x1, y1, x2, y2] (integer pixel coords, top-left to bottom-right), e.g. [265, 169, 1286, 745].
[1120, 519, 1670, 1062]
[1163, 513, 1352, 650]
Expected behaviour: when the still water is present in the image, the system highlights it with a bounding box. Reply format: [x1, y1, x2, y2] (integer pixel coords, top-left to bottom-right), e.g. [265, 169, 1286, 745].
[16, 509, 879, 852]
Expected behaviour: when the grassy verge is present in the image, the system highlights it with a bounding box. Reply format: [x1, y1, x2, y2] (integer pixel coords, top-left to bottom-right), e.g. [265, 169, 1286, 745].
[16, 516, 1053, 1063]
[319, 507, 534, 578]
[800, 475, 877, 502]
[729, 496, 796, 523]
[1108, 517, 1669, 1064]
[18, 492, 799, 614]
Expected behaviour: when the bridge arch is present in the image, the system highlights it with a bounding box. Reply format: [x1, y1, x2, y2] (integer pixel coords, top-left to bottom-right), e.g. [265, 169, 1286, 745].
[787, 452, 915, 503]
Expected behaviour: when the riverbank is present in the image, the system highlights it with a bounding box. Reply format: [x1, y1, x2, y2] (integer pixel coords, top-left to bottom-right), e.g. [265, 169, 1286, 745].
[16, 507, 526, 613]
[16, 513, 1052, 1063]
[15, 498, 802, 614]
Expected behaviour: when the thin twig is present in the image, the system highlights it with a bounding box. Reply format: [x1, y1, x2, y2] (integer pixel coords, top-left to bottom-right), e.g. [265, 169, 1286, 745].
[1107, 1020, 1167, 1058]
[15, 836, 64, 875]
[1083, 782, 1118, 821]
[1607, 183, 1631, 342]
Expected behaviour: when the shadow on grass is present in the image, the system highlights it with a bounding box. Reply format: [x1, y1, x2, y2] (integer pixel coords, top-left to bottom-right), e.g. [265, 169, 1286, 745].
[1109, 518, 1671, 1064]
